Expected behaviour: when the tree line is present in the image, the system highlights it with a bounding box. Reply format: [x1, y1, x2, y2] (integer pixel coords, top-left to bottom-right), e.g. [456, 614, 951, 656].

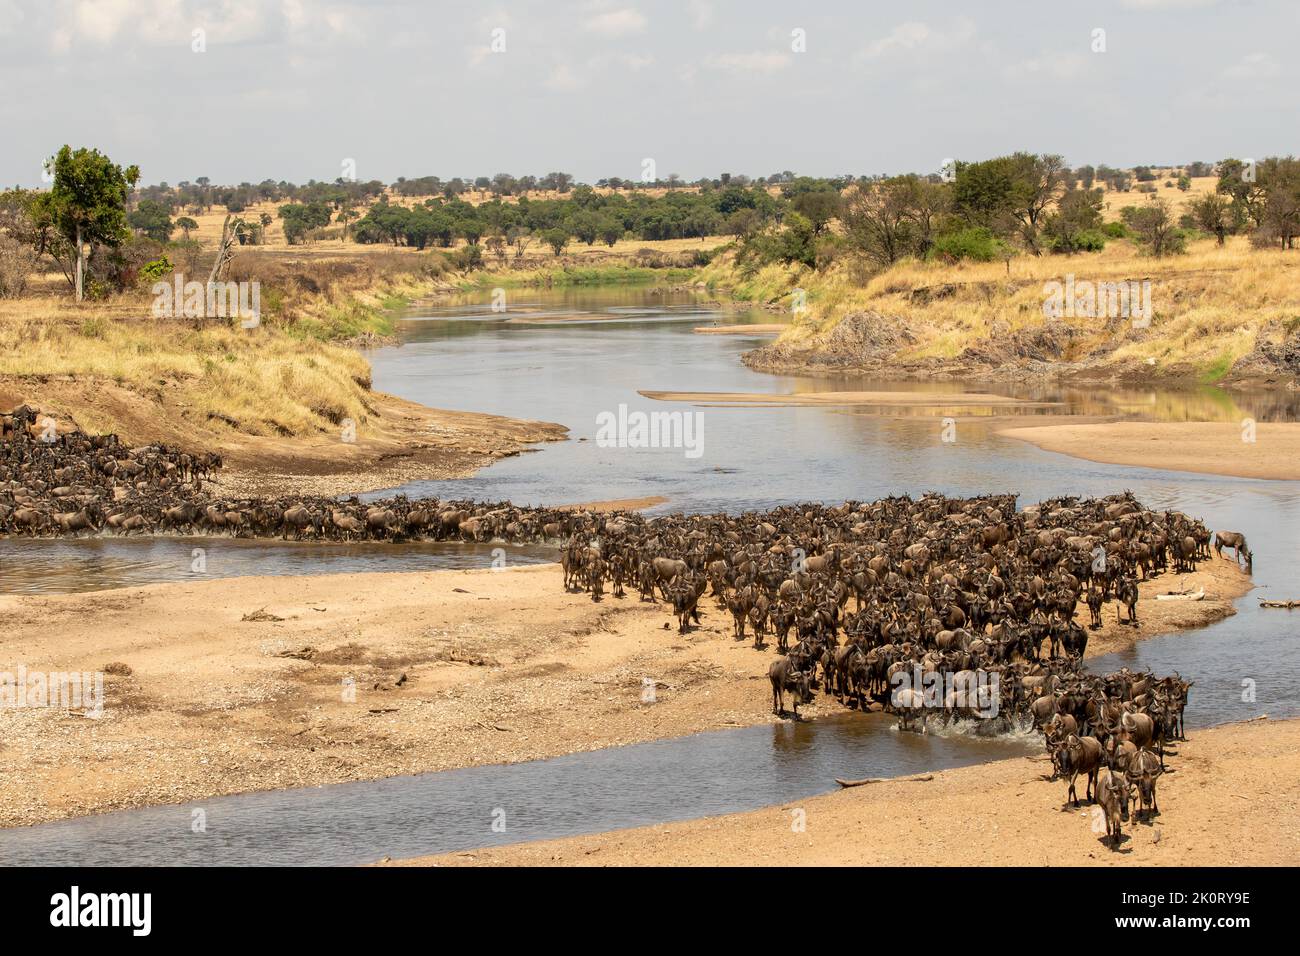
[3, 146, 1298, 302]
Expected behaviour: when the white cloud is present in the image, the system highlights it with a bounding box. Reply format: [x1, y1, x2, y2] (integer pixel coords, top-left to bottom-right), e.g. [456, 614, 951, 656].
[546, 61, 583, 90]
[0, 0, 25, 36]
[1003, 52, 1088, 81]
[584, 7, 647, 37]
[687, 0, 713, 30]
[704, 51, 790, 74]
[1223, 52, 1281, 79]
[69, 0, 135, 44]
[862, 18, 974, 59]
[543, 51, 655, 90]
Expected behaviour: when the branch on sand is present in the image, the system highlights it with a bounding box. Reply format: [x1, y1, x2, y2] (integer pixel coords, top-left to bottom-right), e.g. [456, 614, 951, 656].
[835, 773, 934, 788]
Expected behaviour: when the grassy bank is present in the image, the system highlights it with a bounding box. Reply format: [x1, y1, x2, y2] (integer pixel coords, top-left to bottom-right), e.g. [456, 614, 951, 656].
[700, 237, 1300, 384]
[0, 251, 458, 440]
[1, 299, 375, 440]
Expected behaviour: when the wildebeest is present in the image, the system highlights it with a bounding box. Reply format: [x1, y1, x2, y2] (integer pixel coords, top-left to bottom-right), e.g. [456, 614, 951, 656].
[769, 656, 812, 719]
[1055, 734, 1104, 807]
[1096, 768, 1130, 848]
[1213, 530, 1252, 571]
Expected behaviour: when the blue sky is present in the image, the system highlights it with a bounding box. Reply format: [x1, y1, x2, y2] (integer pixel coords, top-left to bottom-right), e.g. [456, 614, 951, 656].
[1, 0, 1293, 186]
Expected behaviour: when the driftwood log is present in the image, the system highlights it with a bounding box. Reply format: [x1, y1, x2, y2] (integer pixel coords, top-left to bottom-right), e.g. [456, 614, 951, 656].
[1259, 600, 1300, 609]
[835, 773, 934, 788]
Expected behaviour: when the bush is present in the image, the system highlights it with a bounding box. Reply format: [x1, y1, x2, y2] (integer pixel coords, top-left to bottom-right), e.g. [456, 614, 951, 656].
[449, 243, 483, 270]
[1050, 229, 1106, 254]
[928, 227, 1004, 262]
[138, 256, 173, 286]
[1102, 221, 1129, 239]
[0, 236, 38, 298]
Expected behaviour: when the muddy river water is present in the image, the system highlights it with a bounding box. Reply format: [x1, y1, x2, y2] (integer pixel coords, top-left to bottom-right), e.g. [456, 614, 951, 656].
[1, 286, 1297, 864]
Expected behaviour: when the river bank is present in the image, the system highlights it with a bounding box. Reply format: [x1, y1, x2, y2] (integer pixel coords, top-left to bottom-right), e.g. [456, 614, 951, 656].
[699, 241, 1300, 389]
[400, 716, 1298, 867]
[0, 559, 1250, 829]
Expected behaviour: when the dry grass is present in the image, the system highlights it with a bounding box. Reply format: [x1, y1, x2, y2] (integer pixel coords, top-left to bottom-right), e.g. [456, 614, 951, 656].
[0, 232, 716, 442]
[0, 297, 375, 438]
[704, 233, 1300, 381]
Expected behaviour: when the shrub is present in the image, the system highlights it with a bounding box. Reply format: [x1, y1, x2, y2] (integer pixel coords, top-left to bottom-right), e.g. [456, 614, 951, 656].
[138, 256, 173, 286]
[928, 227, 1004, 262]
[0, 235, 38, 298]
[1049, 229, 1106, 254]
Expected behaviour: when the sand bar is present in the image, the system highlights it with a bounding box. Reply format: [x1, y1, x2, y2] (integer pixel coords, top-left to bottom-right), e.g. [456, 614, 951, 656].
[999, 421, 1300, 482]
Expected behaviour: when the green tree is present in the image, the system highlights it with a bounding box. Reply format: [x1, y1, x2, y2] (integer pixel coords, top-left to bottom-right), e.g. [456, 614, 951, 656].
[1043, 188, 1105, 253]
[541, 227, 569, 256]
[38, 145, 140, 300]
[174, 215, 198, 239]
[279, 201, 332, 244]
[841, 176, 920, 267]
[1121, 198, 1186, 257]
[1188, 192, 1233, 245]
[128, 199, 174, 241]
[1216, 158, 1267, 229]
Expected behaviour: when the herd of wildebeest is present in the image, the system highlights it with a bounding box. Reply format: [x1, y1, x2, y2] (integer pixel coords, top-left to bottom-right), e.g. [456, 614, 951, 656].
[1, 404, 1257, 848]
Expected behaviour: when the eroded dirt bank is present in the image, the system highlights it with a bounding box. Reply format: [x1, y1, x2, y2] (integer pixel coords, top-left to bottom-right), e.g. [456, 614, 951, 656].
[0, 560, 1250, 829]
[401, 717, 1298, 867]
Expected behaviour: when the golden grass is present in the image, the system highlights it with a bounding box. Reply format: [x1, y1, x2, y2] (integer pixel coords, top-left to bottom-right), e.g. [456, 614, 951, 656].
[0, 298, 374, 438]
[0, 228, 726, 442]
[705, 235, 1300, 380]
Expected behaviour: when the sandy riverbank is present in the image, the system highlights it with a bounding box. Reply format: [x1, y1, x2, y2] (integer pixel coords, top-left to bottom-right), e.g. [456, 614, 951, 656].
[640, 389, 1061, 409]
[998, 421, 1300, 482]
[401, 717, 1297, 867]
[0, 559, 1249, 829]
[692, 324, 787, 336]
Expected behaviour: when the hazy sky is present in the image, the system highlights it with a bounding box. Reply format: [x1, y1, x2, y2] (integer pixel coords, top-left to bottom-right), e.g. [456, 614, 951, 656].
[1, 0, 1294, 187]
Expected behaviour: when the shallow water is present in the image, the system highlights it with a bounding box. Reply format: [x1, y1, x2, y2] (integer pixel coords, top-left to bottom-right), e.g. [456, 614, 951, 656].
[0, 538, 554, 595]
[0, 713, 1036, 867]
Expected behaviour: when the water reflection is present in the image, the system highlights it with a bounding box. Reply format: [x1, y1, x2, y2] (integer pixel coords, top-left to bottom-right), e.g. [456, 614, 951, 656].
[0, 538, 555, 595]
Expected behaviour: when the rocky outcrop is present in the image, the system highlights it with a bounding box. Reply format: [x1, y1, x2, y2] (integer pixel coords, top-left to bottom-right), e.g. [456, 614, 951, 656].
[742, 311, 914, 372]
[1228, 321, 1300, 387]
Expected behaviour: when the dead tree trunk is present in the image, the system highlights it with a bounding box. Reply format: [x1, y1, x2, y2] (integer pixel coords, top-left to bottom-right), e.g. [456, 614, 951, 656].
[208, 214, 236, 287]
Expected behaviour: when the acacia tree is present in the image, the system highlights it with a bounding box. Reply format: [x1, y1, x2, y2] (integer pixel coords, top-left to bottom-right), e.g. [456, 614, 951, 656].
[1006, 152, 1067, 255]
[541, 227, 569, 256]
[1043, 187, 1104, 253]
[1122, 198, 1185, 257]
[1256, 157, 1300, 250]
[39, 146, 140, 300]
[1188, 193, 1233, 246]
[841, 177, 919, 267]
